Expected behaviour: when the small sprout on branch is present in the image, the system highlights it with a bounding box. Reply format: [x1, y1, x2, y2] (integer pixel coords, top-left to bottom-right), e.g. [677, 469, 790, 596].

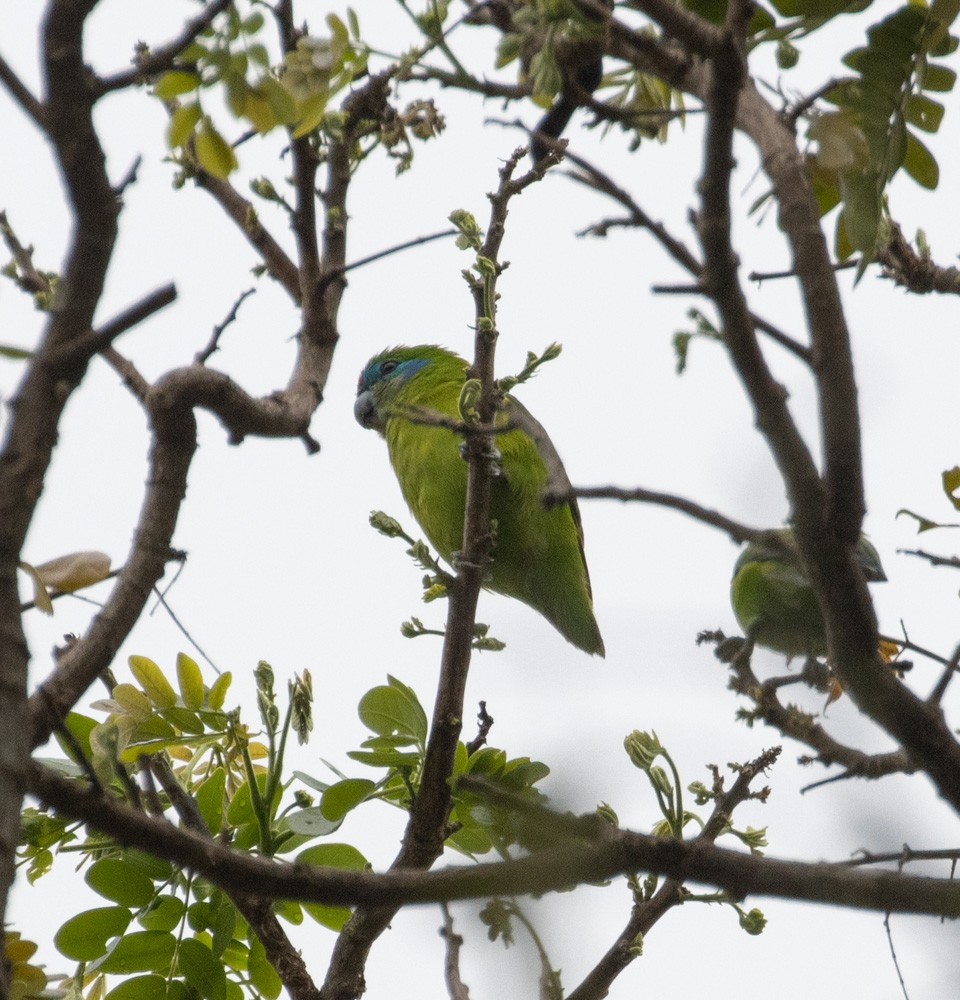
[624, 730, 694, 839]
[471, 622, 506, 652]
[497, 342, 563, 394]
[737, 906, 768, 936]
[448, 209, 484, 252]
[458, 378, 482, 423]
[595, 801, 619, 826]
[255, 660, 280, 733]
[400, 617, 446, 640]
[290, 670, 314, 746]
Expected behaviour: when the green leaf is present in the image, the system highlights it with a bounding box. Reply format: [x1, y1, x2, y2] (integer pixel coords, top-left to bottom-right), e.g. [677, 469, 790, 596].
[138, 895, 186, 932]
[297, 843, 369, 870]
[57, 711, 97, 763]
[125, 850, 174, 882]
[921, 62, 957, 91]
[195, 120, 238, 179]
[273, 899, 303, 924]
[0, 344, 32, 360]
[297, 842, 368, 927]
[161, 706, 205, 735]
[167, 103, 202, 149]
[838, 170, 881, 254]
[247, 934, 281, 999]
[197, 767, 226, 833]
[905, 93, 945, 133]
[129, 655, 177, 709]
[903, 130, 939, 188]
[302, 901, 352, 931]
[55, 906, 131, 961]
[177, 653, 205, 710]
[291, 92, 329, 138]
[207, 672, 232, 710]
[86, 858, 156, 907]
[96, 930, 177, 974]
[943, 466, 960, 509]
[104, 975, 168, 1000]
[358, 677, 427, 744]
[154, 70, 201, 99]
[226, 772, 280, 826]
[178, 938, 226, 1000]
[320, 779, 376, 820]
[282, 807, 342, 837]
[346, 749, 421, 768]
[208, 892, 238, 960]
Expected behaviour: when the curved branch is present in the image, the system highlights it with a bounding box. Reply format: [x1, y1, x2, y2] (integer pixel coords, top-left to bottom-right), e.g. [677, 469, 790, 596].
[28, 760, 960, 919]
[549, 484, 760, 544]
[96, 0, 234, 94]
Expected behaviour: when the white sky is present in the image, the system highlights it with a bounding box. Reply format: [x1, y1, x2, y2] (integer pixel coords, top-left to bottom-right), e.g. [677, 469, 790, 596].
[3, 1, 960, 997]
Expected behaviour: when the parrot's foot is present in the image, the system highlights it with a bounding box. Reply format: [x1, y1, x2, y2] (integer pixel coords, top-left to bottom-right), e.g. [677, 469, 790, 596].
[715, 636, 747, 663]
[800, 656, 831, 692]
[457, 440, 502, 475]
[450, 550, 493, 580]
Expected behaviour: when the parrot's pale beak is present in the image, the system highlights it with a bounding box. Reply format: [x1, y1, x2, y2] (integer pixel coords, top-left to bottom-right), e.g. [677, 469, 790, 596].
[354, 390, 381, 430]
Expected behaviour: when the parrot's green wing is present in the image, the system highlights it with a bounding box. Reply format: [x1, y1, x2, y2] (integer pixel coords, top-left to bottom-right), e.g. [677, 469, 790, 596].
[483, 396, 603, 655]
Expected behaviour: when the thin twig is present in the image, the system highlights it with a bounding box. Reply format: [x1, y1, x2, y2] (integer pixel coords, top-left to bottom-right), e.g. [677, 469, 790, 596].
[439, 904, 472, 1000]
[96, 0, 234, 94]
[196, 288, 256, 364]
[0, 53, 46, 127]
[547, 484, 760, 545]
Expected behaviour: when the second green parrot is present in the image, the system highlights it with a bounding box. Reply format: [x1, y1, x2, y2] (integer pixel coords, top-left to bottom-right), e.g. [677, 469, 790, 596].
[730, 527, 886, 660]
[355, 345, 604, 656]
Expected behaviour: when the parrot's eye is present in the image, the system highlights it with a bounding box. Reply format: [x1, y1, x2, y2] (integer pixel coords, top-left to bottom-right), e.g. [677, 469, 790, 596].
[380, 360, 399, 376]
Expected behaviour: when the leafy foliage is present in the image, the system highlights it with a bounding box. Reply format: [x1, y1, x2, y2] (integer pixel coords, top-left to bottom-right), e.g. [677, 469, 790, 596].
[806, 2, 959, 266]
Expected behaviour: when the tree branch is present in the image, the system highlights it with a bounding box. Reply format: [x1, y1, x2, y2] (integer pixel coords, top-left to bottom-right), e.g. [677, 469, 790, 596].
[0, 1, 116, 979]
[0, 53, 46, 128]
[27, 760, 960, 919]
[546, 484, 761, 544]
[317, 144, 532, 1000]
[567, 748, 779, 1000]
[95, 0, 234, 94]
[146, 755, 322, 1000]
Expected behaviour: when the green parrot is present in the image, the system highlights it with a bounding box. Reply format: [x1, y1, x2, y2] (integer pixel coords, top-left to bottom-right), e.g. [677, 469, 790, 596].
[355, 345, 605, 656]
[730, 527, 886, 660]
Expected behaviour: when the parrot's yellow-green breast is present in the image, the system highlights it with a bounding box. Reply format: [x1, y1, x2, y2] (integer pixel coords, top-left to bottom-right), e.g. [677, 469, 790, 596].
[730, 528, 885, 659]
[355, 346, 604, 656]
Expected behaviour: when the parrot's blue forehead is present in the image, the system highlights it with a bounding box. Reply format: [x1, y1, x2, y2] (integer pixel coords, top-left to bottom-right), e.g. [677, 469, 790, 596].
[357, 355, 429, 394]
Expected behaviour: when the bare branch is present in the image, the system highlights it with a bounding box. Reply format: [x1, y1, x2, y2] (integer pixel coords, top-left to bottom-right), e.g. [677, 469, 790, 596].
[96, 0, 234, 94]
[28, 760, 960, 919]
[0, 53, 46, 128]
[706, 632, 916, 781]
[0, 211, 52, 294]
[547, 484, 760, 545]
[877, 221, 960, 295]
[562, 145, 812, 364]
[0, 0, 117, 969]
[440, 905, 472, 1000]
[195, 173, 302, 300]
[46, 283, 178, 368]
[196, 287, 256, 364]
[567, 748, 780, 1000]
[627, 0, 725, 56]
